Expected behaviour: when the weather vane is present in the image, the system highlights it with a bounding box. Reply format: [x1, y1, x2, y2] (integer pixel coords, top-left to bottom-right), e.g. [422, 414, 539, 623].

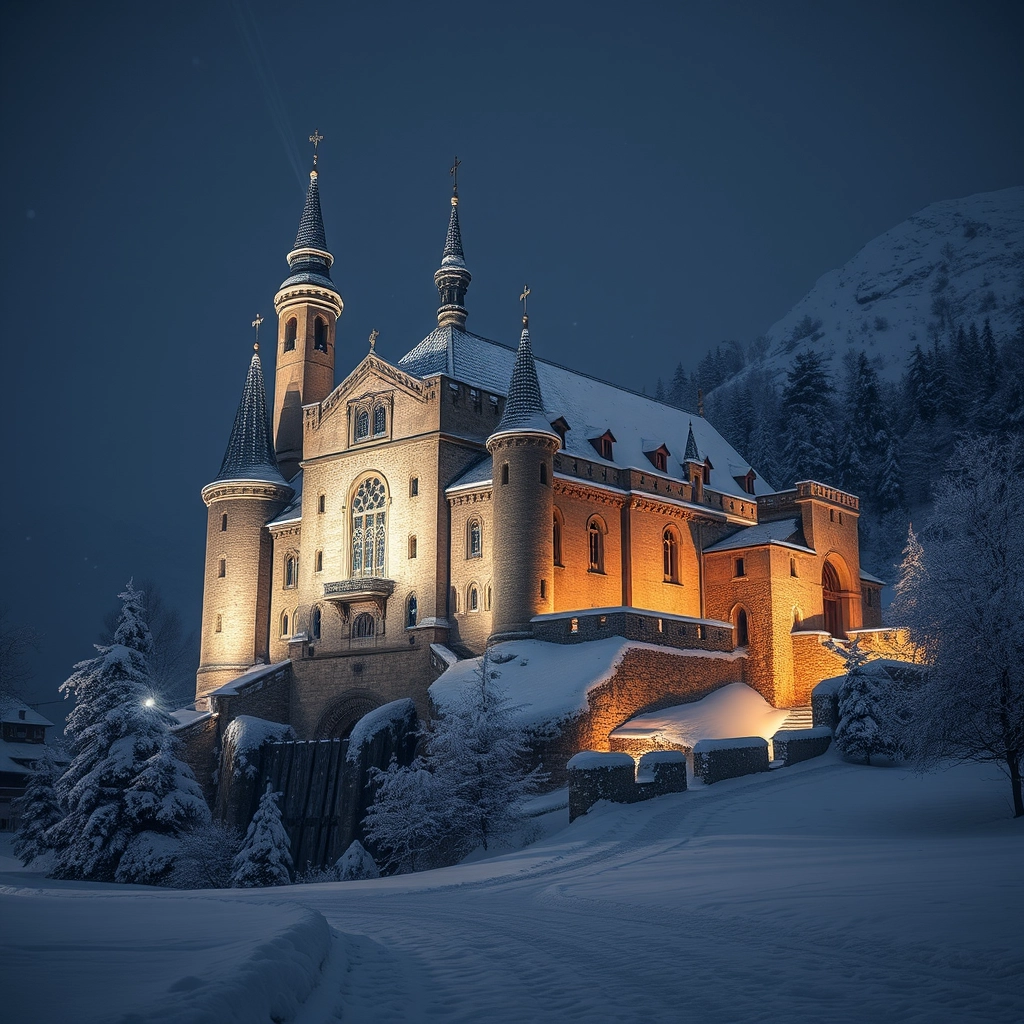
[520, 284, 531, 318]
[252, 313, 264, 351]
[369, 328, 379, 352]
[309, 129, 324, 167]
[450, 155, 461, 197]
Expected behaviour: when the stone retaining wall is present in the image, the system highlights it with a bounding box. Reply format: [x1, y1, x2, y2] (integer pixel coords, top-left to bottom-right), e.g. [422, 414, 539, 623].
[566, 750, 687, 821]
[772, 727, 832, 766]
[692, 737, 769, 784]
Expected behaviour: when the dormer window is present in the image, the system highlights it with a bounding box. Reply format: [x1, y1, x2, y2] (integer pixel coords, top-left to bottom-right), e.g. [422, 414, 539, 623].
[356, 409, 370, 440]
[373, 405, 386, 436]
[589, 429, 616, 461]
[644, 443, 671, 474]
[733, 469, 756, 495]
[550, 416, 570, 449]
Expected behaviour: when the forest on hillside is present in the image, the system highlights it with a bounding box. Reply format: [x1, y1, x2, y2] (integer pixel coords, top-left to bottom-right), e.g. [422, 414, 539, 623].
[652, 302, 1024, 582]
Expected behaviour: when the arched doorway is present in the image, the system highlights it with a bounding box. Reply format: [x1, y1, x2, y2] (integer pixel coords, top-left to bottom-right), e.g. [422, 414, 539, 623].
[313, 689, 382, 740]
[822, 560, 843, 637]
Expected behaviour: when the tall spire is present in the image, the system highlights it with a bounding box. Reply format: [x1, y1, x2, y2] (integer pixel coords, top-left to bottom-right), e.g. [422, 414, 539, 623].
[285, 130, 334, 285]
[215, 347, 288, 486]
[491, 290, 559, 440]
[434, 156, 472, 328]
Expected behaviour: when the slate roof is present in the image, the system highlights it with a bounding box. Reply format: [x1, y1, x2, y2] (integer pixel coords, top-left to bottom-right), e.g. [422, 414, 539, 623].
[213, 353, 290, 486]
[397, 327, 773, 499]
[283, 170, 334, 289]
[703, 518, 812, 554]
[683, 423, 700, 462]
[267, 470, 304, 525]
[0, 700, 52, 727]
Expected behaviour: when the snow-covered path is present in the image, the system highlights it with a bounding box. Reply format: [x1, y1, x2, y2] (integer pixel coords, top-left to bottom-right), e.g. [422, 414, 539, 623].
[286, 757, 1023, 1024]
[3, 755, 1022, 1023]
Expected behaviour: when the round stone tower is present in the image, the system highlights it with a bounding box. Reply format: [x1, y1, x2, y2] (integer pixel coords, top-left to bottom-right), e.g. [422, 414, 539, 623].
[272, 138, 343, 481]
[486, 307, 560, 643]
[196, 345, 294, 701]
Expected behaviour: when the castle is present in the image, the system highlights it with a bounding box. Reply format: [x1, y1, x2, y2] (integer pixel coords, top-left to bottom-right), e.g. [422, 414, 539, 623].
[191, 150, 888, 752]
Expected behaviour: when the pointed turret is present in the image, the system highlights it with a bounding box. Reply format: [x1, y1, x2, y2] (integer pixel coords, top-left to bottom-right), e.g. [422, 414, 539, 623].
[434, 157, 472, 329]
[487, 293, 560, 643]
[198, 342, 294, 700]
[215, 349, 288, 486]
[273, 131, 344, 481]
[684, 422, 700, 463]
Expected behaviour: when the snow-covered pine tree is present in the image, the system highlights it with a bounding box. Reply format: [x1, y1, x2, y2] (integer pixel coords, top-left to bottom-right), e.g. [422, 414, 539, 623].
[834, 652, 900, 766]
[49, 581, 208, 882]
[336, 839, 380, 880]
[13, 746, 64, 867]
[364, 652, 545, 873]
[169, 818, 243, 889]
[230, 783, 293, 887]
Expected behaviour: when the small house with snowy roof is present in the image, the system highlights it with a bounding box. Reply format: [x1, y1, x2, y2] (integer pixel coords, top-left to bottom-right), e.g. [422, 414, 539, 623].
[190, 152, 893, 761]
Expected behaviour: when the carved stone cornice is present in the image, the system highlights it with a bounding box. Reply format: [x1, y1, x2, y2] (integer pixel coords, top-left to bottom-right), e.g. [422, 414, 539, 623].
[268, 522, 302, 539]
[553, 479, 626, 508]
[448, 489, 493, 507]
[486, 432, 560, 454]
[201, 480, 293, 507]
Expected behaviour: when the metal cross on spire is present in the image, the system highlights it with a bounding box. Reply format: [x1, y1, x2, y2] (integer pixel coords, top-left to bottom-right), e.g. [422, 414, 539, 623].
[449, 155, 461, 196]
[309, 129, 324, 167]
[520, 284, 531, 318]
[252, 313, 264, 351]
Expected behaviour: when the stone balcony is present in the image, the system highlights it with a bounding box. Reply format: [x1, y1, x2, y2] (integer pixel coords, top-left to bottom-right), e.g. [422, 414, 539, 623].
[323, 577, 395, 614]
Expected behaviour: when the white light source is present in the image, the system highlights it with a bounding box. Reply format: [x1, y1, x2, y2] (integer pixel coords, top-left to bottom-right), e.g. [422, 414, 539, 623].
[143, 697, 156, 708]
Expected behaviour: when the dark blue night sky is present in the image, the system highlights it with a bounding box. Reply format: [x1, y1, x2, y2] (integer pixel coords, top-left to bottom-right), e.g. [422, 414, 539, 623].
[2, 0, 1022, 711]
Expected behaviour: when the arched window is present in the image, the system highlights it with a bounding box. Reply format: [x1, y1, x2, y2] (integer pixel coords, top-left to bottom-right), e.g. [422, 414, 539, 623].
[351, 476, 388, 577]
[373, 405, 386, 436]
[221, 513, 228, 532]
[315, 550, 323, 572]
[314, 317, 328, 352]
[406, 594, 417, 628]
[501, 463, 509, 485]
[588, 517, 605, 573]
[734, 607, 749, 648]
[284, 317, 297, 352]
[281, 612, 290, 637]
[468, 584, 479, 612]
[353, 612, 375, 638]
[409, 535, 417, 559]
[553, 509, 563, 566]
[485, 583, 492, 610]
[285, 554, 298, 588]
[468, 518, 482, 558]
[663, 526, 680, 583]
[310, 605, 322, 640]
[355, 410, 370, 440]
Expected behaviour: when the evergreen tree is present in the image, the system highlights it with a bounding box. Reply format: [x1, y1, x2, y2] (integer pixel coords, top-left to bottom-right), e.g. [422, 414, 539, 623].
[668, 362, 688, 409]
[779, 351, 836, 485]
[49, 581, 208, 882]
[13, 746, 64, 867]
[230, 783, 293, 887]
[905, 345, 937, 422]
[365, 652, 545, 874]
[875, 431, 905, 513]
[336, 839, 380, 881]
[834, 652, 900, 766]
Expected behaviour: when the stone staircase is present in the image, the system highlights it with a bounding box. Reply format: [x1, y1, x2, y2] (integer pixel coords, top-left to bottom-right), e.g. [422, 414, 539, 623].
[778, 704, 814, 731]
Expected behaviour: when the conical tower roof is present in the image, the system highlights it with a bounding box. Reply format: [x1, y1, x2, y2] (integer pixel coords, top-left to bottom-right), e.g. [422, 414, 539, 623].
[292, 169, 328, 252]
[440, 198, 467, 269]
[684, 421, 700, 462]
[490, 318, 559, 440]
[214, 350, 289, 485]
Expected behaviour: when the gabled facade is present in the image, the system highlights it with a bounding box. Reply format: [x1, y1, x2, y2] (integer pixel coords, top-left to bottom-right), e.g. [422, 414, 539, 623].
[195, 159, 886, 740]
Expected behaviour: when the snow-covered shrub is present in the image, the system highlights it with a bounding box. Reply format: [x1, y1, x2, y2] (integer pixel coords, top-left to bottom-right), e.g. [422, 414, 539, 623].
[13, 746, 64, 867]
[169, 818, 243, 889]
[833, 645, 901, 766]
[49, 581, 211, 882]
[336, 839, 379, 881]
[294, 862, 340, 884]
[231, 783, 293, 887]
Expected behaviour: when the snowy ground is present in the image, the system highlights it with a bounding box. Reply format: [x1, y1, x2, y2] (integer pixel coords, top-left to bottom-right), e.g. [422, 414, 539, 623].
[3, 755, 1022, 1023]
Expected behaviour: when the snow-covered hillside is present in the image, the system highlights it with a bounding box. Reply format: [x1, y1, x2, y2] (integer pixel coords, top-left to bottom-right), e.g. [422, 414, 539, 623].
[760, 186, 1023, 381]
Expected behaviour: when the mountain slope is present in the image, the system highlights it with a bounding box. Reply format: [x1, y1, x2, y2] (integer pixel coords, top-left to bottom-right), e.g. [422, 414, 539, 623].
[757, 186, 1023, 381]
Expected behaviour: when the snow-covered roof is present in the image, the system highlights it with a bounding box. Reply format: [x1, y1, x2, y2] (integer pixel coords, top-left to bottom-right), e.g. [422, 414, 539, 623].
[859, 568, 886, 585]
[397, 326, 775, 499]
[610, 683, 789, 747]
[169, 709, 214, 731]
[0, 701, 52, 727]
[0, 738, 48, 774]
[208, 660, 290, 697]
[446, 456, 493, 492]
[268, 470, 304, 525]
[704, 518, 812, 554]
